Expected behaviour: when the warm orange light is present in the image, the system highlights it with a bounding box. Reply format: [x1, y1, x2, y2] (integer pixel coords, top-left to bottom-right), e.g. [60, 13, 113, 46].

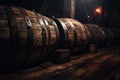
[96, 9, 99, 12]
[96, 7, 102, 14]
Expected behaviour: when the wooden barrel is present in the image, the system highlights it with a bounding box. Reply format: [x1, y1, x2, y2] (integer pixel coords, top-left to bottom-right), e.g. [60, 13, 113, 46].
[85, 24, 106, 46]
[54, 18, 91, 49]
[0, 5, 59, 68]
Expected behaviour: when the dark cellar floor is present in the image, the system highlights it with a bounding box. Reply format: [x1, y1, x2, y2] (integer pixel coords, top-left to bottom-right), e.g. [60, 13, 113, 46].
[0, 45, 120, 80]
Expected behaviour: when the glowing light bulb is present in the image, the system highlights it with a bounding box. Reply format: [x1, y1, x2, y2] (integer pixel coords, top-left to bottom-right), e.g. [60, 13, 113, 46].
[96, 7, 102, 14]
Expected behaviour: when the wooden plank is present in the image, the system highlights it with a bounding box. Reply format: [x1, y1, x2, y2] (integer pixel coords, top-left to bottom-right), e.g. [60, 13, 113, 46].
[0, 45, 120, 80]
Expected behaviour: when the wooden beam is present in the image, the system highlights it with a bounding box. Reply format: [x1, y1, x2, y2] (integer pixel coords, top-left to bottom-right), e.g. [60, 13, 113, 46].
[63, 0, 75, 18]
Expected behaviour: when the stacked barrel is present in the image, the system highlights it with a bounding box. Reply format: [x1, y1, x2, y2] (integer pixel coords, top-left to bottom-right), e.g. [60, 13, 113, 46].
[0, 5, 118, 70]
[54, 18, 91, 54]
[0, 5, 60, 69]
[54, 18, 91, 48]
